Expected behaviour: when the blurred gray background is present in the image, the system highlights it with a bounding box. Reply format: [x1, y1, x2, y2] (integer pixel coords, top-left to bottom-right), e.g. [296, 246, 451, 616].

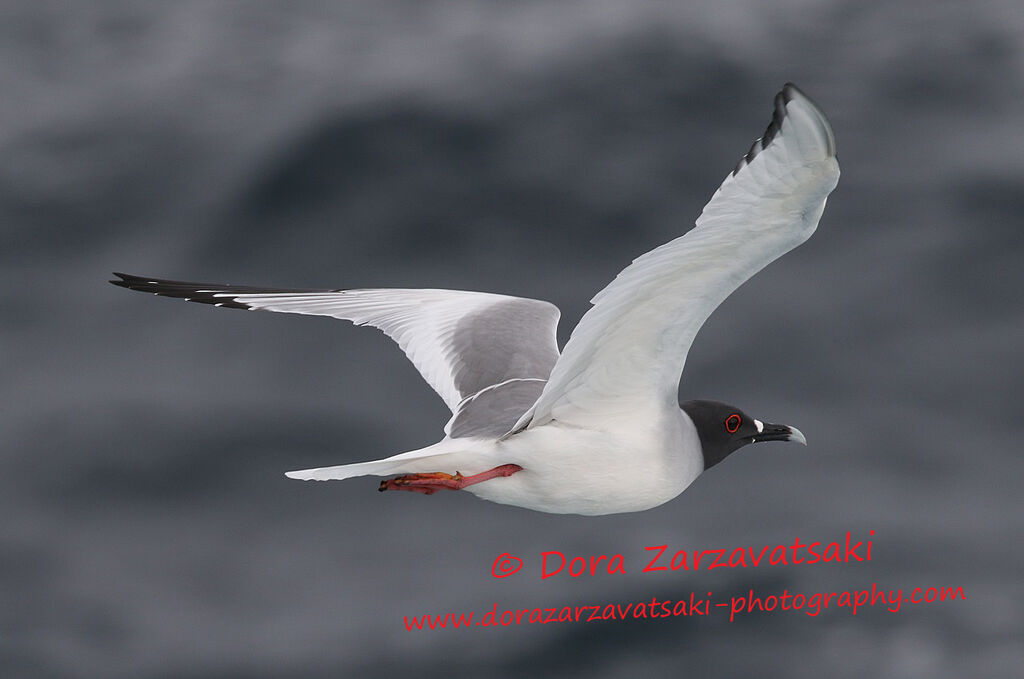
[3, 1, 1022, 677]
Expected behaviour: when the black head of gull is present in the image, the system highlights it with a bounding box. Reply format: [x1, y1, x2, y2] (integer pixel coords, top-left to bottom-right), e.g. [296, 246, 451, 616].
[680, 400, 807, 471]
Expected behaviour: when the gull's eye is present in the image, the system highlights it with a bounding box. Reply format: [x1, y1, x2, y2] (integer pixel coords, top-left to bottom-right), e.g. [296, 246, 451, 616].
[725, 414, 742, 433]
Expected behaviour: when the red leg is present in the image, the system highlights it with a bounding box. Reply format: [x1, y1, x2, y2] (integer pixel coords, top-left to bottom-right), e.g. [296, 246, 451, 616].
[379, 464, 523, 495]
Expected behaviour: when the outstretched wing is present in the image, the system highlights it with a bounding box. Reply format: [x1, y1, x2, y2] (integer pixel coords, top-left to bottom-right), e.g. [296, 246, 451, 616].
[111, 274, 561, 413]
[514, 83, 840, 431]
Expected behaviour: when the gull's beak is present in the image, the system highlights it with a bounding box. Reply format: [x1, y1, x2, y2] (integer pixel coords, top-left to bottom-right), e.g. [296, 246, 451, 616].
[749, 423, 807, 446]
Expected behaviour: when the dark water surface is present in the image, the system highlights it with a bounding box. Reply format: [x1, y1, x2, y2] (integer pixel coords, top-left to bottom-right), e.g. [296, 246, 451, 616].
[3, 1, 1022, 677]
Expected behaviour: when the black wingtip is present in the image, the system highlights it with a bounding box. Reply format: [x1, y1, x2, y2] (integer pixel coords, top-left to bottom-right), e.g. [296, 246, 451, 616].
[731, 82, 835, 176]
[109, 272, 336, 310]
[110, 272, 161, 293]
[109, 271, 251, 307]
[761, 90, 787, 146]
[732, 85, 789, 176]
[110, 272, 133, 287]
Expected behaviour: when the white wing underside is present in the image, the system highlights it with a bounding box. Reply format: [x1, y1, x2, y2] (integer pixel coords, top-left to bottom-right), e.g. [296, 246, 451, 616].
[514, 84, 840, 431]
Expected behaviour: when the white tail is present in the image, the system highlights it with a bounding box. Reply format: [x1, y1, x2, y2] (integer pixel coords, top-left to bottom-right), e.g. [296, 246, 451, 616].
[284, 440, 490, 481]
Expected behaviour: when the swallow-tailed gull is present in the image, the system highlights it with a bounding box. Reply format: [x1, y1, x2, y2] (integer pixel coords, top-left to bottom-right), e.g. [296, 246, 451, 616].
[112, 83, 839, 515]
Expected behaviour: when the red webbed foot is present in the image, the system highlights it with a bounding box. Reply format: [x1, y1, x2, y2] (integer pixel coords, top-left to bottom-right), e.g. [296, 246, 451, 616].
[378, 464, 523, 495]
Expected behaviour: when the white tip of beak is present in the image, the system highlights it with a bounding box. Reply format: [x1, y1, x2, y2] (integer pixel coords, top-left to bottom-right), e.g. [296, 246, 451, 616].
[787, 426, 807, 446]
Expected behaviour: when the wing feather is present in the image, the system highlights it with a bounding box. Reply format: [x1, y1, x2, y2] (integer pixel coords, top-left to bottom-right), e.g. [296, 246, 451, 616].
[515, 83, 840, 431]
[111, 274, 560, 412]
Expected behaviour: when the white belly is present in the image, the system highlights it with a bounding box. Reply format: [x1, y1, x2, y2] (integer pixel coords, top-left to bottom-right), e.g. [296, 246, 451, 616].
[466, 411, 704, 515]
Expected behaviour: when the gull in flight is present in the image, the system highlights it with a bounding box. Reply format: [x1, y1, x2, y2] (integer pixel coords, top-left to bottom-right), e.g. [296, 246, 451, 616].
[112, 83, 839, 515]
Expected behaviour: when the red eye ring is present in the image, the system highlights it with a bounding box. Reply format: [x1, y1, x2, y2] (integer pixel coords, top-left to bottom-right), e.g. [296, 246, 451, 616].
[725, 414, 742, 433]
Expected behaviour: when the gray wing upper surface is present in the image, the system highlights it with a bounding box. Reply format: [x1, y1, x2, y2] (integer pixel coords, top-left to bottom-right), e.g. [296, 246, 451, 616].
[445, 378, 547, 438]
[111, 274, 561, 423]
